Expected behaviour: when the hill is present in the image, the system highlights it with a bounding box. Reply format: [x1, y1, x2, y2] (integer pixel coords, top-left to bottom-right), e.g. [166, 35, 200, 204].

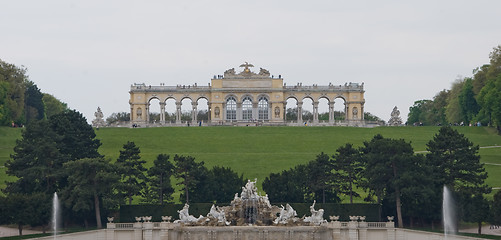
[1, 126, 500, 200]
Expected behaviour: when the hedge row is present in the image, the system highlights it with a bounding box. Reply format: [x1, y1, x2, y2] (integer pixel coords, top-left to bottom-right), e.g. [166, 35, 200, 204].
[119, 203, 379, 223]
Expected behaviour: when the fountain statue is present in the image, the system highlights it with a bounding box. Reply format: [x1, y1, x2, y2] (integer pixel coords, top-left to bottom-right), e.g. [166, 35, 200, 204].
[303, 200, 327, 225]
[173, 203, 205, 224]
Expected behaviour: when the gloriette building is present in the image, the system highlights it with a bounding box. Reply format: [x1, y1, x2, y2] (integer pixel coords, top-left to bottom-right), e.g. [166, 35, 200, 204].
[129, 63, 365, 126]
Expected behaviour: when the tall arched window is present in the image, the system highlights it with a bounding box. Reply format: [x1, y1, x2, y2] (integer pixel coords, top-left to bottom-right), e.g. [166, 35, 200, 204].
[258, 97, 268, 120]
[226, 97, 236, 120]
[242, 97, 253, 120]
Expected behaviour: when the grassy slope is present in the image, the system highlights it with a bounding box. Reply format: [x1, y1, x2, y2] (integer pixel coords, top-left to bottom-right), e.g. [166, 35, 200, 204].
[1, 126, 500, 200]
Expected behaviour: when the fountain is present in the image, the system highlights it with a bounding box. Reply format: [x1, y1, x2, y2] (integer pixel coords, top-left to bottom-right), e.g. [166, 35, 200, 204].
[105, 179, 396, 240]
[443, 185, 456, 237]
[52, 192, 60, 240]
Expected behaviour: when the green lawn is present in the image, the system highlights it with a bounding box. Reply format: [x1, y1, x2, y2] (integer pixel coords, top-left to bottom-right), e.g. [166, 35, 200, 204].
[1, 126, 501, 200]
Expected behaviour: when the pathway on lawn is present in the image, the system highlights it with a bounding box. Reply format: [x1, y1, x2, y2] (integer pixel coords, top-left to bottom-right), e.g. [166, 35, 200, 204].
[415, 145, 501, 154]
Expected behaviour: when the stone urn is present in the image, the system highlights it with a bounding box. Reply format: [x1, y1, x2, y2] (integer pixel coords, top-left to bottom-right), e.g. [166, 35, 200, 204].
[162, 216, 172, 223]
[329, 216, 340, 222]
[107, 217, 114, 223]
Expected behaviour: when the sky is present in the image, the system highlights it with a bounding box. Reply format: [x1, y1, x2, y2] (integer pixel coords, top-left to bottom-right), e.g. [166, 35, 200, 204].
[2, 0, 501, 123]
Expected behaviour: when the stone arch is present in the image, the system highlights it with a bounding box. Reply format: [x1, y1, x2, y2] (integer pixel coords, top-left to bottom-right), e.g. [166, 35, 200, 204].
[148, 96, 161, 123]
[164, 97, 177, 123]
[196, 96, 209, 123]
[285, 97, 299, 122]
[180, 98, 193, 124]
[301, 96, 314, 122]
[333, 96, 347, 121]
[318, 96, 330, 123]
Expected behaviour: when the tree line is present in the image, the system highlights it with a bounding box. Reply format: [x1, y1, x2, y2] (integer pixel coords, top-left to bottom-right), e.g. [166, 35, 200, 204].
[0, 59, 68, 126]
[408, 45, 501, 133]
[263, 127, 500, 233]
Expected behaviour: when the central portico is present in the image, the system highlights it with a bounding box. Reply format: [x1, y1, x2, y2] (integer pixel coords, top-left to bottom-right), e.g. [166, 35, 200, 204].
[129, 63, 365, 126]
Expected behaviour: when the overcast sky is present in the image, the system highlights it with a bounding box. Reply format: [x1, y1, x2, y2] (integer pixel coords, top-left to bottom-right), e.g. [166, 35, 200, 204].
[2, 0, 501, 123]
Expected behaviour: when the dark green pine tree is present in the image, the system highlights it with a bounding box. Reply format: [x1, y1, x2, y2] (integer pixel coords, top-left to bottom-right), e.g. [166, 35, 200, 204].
[49, 109, 102, 160]
[116, 141, 147, 205]
[24, 82, 45, 123]
[146, 154, 175, 205]
[5, 120, 63, 194]
[426, 126, 489, 194]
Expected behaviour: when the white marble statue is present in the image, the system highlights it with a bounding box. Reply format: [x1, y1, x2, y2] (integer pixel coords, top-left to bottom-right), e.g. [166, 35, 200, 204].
[303, 201, 327, 225]
[207, 204, 230, 225]
[174, 203, 204, 223]
[274, 204, 297, 224]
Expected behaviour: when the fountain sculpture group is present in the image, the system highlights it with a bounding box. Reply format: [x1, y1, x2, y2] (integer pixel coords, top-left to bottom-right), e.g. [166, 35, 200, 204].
[104, 179, 405, 240]
[172, 179, 326, 227]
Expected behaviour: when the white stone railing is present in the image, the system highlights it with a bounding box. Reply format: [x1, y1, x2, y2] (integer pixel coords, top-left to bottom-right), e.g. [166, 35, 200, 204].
[114, 223, 134, 229]
[367, 222, 388, 228]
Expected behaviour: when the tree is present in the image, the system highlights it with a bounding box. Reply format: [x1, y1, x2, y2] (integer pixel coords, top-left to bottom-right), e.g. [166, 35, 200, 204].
[458, 78, 480, 125]
[360, 134, 417, 227]
[332, 143, 362, 204]
[106, 112, 130, 125]
[0, 192, 51, 236]
[461, 193, 490, 234]
[42, 93, 67, 119]
[116, 141, 147, 205]
[5, 120, 63, 194]
[286, 107, 298, 121]
[24, 82, 45, 123]
[491, 190, 501, 226]
[0, 59, 29, 125]
[49, 109, 102, 160]
[306, 152, 339, 203]
[263, 164, 309, 203]
[146, 154, 174, 205]
[446, 79, 465, 124]
[426, 126, 490, 230]
[61, 157, 119, 228]
[206, 166, 246, 203]
[426, 126, 489, 193]
[174, 154, 206, 203]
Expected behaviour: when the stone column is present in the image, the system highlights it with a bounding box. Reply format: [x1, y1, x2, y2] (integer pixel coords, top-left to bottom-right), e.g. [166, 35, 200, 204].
[130, 106, 134, 122]
[283, 105, 287, 122]
[106, 223, 115, 240]
[361, 103, 365, 121]
[143, 222, 153, 240]
[329, 101, 335, 124]
[191, 102, 198, 123]
[236, 102, 242, 122]
[133, 222, 142, 240]
[348, 219, 358, 240]
[313, 101, 319, 124]
[145, 104, 150, 124]
[253, 102, 258, 121]
[345, 103, 349, 122]
[297, 102, 303, 124]
[175, 102, 182, 124]
[160, 102, 166, 124]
